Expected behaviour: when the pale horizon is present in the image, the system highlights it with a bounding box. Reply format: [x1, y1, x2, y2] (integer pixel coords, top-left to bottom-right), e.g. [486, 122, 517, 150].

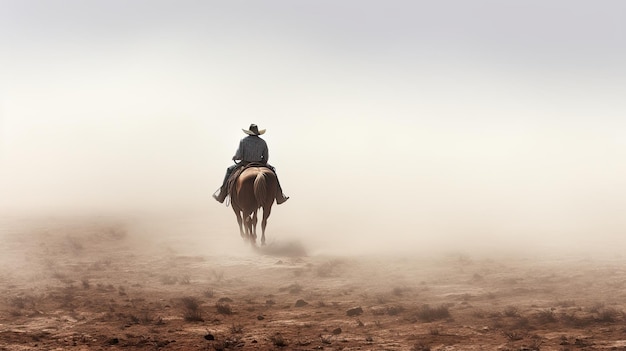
[1, 0, 625, 255]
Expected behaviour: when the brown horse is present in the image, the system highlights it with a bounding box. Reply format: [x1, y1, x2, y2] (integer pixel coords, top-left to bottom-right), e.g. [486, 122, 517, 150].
[230, 166, 278, 245]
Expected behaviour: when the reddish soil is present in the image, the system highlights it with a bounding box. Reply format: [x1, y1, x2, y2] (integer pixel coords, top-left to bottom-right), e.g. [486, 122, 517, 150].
[2, 217, 626, 350]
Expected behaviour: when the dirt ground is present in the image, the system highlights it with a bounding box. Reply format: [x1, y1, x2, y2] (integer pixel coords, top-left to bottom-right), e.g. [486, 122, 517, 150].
[2, 216, 626, 350]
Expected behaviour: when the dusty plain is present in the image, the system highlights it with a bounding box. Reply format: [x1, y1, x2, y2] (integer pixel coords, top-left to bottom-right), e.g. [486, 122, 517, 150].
[2, 216, 626, 351]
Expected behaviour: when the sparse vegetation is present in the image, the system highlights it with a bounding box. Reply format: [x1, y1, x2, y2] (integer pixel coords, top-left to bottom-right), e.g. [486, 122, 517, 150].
[560, 312, 593, 327]
[411, 343, 431, 351]
[180, 274, 191, 285]
[270, 333, 288, 347]
[160, 275, 178, 285]
[128, 311, 155, 325]
[504, 306, 519, 317]
[503, 330, 524, 341]
[5, 219, 626, 350]
[386, 305, 405, 316]
[210, 270, 224, 282]
[181, 297, 204, 322]
[65, 235, 84, 252]
[279, 283, 303, 294]
[535, 309, 557, 323]
[9, 295, 36, 310]
[216, 301, 233, 315]
[57, 286, 76, 308]
[229, 323, 244, 333]
[415, 304, 450, 322]
[556, 300, 576, 307]
[594, 306, 622, 323]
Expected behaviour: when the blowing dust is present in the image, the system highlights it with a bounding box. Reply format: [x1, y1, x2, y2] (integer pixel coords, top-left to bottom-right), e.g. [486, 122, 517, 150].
[1, 111, 626, 260]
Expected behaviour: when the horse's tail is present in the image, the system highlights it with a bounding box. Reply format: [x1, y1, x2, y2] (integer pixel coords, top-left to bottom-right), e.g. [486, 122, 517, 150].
[253, 172, 268, 206]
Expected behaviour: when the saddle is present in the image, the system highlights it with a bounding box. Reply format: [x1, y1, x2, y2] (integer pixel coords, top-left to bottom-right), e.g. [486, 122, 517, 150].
[226, 162, 271, 198]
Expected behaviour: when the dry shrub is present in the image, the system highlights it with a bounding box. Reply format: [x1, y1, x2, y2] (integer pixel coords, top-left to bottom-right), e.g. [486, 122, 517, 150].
[57, 286, 77, 308]
[415, 304, 450, 322]
[535, 309, 557, 324]
[160, 275, 178, 285]
[279, 283, 303, 294]
[9, 295, 36, 310]
[230, 323, 244, 334]
[472, 310, 487, 319]
[386, 305, 405, 316]
[595, 307, 623, 323]
[560, 312, 594, 328]
[392, 286, 412, 296]
[411, 343, 431, 351]
[556, 300, 576, 307]
[512, 316, 530, 329]
[216, 302, 233, 315]
[65, 235, 84, 252]
[211, 270, 224, 282]
[503, 306, 519, 317]
[270, 333, 288, 347]
[181, 297, 204, 322]
[180, 275, 191, 285]
[503, 330, 525, 341]
[128, 311, 155, 325]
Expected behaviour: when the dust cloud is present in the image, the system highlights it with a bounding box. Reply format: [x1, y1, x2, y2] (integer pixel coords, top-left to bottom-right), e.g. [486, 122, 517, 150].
[1, 0, 626, 261]
[1, 112, 625, 259]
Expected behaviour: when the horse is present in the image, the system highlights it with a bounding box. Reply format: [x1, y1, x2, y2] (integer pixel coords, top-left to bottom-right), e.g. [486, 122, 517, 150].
[229, 166, 278, 245]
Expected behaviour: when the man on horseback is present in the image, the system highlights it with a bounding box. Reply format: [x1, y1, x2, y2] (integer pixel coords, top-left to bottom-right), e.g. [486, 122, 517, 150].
[213, 124, 289, 205]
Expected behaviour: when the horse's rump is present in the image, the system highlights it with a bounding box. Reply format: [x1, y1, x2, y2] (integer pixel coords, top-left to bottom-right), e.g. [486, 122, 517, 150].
[226, 163, 265, 196]
[230, 165, 277, 210]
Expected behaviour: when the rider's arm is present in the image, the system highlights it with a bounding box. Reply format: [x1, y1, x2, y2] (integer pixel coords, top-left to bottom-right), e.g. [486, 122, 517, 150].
[232, 139, 243, 161]
[262, 144, 269, 164]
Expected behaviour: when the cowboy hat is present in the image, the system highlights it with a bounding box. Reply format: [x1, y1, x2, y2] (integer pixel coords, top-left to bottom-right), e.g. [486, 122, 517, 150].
[242, 124, 266, 135]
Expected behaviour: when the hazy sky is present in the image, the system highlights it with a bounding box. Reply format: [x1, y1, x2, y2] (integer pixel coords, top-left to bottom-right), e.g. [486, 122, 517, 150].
[1, 1, 625, 253]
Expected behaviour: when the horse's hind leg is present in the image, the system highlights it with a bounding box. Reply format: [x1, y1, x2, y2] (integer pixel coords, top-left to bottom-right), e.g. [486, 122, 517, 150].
[260, 205, 272, 246]
[234, 210, 245, 239]
[250, 210, 259, 245]
[243, 211, 255, 244]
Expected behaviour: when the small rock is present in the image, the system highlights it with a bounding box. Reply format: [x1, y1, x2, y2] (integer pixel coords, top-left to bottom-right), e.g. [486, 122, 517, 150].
[346, 307, 363, 316]
[204, 334, 215, 341]
[332, 328, 342, 335]
[257, 315, 265, 320]
[108, 338, 119, 345]
[295, 299, 308, 307]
